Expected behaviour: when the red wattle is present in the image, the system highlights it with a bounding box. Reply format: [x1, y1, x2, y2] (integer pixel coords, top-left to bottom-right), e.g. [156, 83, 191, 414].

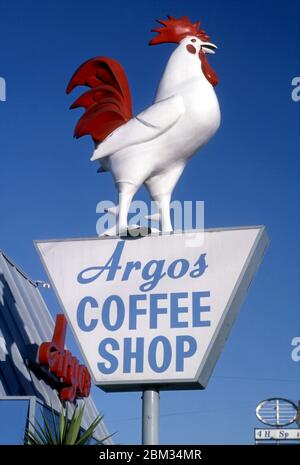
[199, 49, 219, 87]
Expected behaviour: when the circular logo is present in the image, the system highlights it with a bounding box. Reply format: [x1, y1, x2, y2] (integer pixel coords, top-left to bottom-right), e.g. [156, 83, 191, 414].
[256, 398, 298, 427]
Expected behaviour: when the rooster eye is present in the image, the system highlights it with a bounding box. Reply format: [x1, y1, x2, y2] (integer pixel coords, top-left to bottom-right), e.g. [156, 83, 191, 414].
[191, 39, 196, 43]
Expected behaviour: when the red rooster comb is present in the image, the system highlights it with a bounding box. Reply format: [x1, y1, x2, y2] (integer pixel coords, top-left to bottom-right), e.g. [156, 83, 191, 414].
[149, 15, 210, 45]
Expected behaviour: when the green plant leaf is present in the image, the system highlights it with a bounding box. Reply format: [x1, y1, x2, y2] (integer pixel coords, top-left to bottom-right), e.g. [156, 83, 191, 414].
[24, 401, 109, 446]
[24, 429, 43, 445]
[76, 415, 102, 445]
[25, 419, 49, 445]
[64, 405, 84, 445]
[39, 410, 56, 445]
[59, 404, 67, 444]
[50, 404, 59, 444]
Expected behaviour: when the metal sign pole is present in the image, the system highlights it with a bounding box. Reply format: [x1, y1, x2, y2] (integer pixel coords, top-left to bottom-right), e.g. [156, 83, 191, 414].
[142, 389, 160, 445]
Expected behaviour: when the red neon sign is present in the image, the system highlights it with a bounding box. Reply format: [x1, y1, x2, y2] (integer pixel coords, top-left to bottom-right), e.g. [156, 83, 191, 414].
[38, 314, 91, 402]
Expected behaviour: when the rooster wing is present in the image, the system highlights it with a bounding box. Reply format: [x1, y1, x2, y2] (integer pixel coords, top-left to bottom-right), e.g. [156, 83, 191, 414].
[91, 94, 185, 160]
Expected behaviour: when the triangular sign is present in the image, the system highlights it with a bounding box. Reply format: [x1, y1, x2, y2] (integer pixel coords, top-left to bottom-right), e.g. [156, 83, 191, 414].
[35, 227, 269, 392]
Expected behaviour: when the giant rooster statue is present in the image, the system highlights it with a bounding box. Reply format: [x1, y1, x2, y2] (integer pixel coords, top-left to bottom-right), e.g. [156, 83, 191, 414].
[66, 15, 220, 234]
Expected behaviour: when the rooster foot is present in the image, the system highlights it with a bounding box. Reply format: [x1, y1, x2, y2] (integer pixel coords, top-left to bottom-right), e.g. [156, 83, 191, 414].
[119, 225, 152, 238]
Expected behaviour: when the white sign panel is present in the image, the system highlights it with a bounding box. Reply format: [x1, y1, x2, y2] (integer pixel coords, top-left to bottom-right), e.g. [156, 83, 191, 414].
[255, 429, 300, 441]
[35, 227, 269, 392]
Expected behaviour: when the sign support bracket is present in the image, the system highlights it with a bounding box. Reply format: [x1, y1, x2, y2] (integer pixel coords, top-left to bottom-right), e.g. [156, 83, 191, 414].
[142, 388, 160, 444]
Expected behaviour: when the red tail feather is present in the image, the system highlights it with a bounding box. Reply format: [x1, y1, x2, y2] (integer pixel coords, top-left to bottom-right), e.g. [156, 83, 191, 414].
[66, 57, 132, 142]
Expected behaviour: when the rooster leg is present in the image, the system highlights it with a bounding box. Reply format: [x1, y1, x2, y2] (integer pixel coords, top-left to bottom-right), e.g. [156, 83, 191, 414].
[154, 193, 172, 233]
[116, 181, 137, 235]
[145, 163, 185, 233]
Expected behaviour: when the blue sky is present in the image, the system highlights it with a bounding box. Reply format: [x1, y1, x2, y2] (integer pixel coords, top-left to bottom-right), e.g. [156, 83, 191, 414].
[0, 0, 299, 444]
